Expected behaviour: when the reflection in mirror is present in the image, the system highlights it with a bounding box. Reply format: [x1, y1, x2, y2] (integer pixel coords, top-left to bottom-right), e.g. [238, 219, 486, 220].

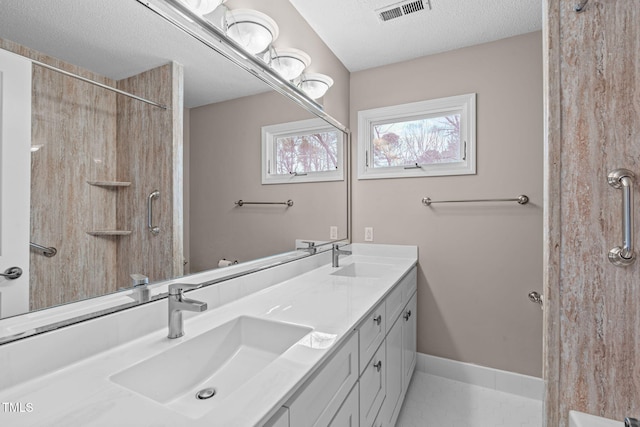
[0, 0, 349, 343]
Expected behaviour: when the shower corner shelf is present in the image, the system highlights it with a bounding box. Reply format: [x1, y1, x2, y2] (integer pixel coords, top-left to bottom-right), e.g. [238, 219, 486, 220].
[86, 230, 132, 236]
[87, 180, 131, 187]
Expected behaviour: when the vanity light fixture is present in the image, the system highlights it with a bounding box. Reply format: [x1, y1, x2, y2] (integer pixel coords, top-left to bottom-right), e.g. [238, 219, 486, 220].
[225, 9, 279, 55]
[178, 0, 225, 15]
[265, 47, 311, 81]
[299, 73, 334, 100]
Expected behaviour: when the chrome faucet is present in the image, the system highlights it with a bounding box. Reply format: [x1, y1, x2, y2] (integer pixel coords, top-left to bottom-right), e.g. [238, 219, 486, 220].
[130, 274, 150, 303]
[300, 241, 317, 255]
[167, 283, 208, 339]
[625, 418, 640, 427]
[332, 243, 352, 268]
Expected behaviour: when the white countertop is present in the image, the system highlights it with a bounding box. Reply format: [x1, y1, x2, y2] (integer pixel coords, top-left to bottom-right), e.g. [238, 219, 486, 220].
[0, 245, 417, 426]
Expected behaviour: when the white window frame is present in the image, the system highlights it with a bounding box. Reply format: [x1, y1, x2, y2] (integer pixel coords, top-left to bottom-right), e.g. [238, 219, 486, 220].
[262, 118, 344, 185]
[357, 93, 476, 180]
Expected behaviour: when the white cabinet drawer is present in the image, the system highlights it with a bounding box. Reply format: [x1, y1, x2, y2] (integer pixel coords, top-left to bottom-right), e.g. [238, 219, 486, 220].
[328, 383, 359, 427]
[263, 407, 288, 427]
[286, 333, 358, 427]
[359, 342, 386, 427]
[401, 267, 417, 305]
[385, 282, 403, 332]
[358, 300, 385, 374]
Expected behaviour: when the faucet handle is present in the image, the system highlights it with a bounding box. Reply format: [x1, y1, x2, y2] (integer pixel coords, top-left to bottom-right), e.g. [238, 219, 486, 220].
[168, 283, 202, 296]
[130, 273, 149, 287]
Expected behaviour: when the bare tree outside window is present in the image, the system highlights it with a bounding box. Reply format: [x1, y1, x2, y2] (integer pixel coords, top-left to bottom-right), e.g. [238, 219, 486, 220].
[358, 93, 475, 179]
[262, 118, 344, 184]
[275, 131, 339, 174]
[372, 114, 461, 168]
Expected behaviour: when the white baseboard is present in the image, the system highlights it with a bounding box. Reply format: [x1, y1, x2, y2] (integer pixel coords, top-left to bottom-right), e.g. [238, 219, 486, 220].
[415, 353, 544, 401]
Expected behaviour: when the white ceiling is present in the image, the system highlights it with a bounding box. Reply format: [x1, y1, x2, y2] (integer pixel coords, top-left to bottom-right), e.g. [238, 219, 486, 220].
[0, 0, 270, 108]
[289, 0, 543, 72]
[0, 0, 542, 107]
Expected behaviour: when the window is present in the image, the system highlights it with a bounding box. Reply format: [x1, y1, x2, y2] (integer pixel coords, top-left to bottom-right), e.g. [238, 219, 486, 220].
[262, 118, 344, 184]
[357, 93, 476, 179]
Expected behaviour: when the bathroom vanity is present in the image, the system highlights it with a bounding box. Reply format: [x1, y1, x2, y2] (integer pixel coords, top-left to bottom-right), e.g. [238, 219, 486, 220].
[0, 244, 417, 426]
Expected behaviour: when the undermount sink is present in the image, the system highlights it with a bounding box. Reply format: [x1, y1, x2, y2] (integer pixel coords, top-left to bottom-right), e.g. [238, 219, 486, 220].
[110, 316, 312, 418]
[331, 262, 392, 278]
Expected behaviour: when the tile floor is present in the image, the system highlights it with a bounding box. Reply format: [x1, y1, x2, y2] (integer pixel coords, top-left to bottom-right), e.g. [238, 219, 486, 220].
[395, 371, 543, 427]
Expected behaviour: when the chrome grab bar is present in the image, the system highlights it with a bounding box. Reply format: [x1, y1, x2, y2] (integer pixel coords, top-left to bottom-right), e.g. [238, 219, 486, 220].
[608, 169, 635, 266]
[148, 190, 160, 235]
[29, 242, 57, 257]
[575, 0, 589, 12]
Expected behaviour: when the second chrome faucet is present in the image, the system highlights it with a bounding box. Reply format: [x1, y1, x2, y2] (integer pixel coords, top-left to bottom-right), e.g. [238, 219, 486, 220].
[167, 283, 208, 339]
[332, 243, 352, 268]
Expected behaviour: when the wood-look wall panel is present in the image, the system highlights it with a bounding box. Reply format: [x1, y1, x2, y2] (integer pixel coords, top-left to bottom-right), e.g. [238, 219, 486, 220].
[545, 1, 640, 425]
[0, 39, 121, 311]
[116, 63, 183, 286]
[0, 40, 183, 312]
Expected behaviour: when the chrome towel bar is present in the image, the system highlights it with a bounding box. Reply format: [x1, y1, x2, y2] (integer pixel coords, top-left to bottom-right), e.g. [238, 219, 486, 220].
[422, 195, 529, 206]
[30, 242, 57, 257]
[608, 169, 635, 266]
[235, 200, 294, 207]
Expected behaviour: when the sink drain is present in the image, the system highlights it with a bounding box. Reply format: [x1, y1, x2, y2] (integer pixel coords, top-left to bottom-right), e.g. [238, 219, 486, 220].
[196, 387, 216, 400]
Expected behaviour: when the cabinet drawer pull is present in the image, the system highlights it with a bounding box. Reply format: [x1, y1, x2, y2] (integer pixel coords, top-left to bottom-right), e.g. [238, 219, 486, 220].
[403, 310, 412, 321]
[373, 360, 382, 372]
[373, 314, 382, 325]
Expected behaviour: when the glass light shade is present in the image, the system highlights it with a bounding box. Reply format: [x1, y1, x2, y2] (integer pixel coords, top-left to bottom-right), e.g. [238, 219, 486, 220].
[178, 0, 225, 15]
[266, 48, 311, 81]
[300, 73, 334, 99]
[225, 9, 279, 55]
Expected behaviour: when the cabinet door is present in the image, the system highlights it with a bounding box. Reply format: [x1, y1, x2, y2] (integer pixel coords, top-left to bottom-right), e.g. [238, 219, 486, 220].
[286, 333, 358, 427]
[360, 343, 386, 427]
[402, 293, 417, 391]
[328, 384, 359, 427]
[359, 300, 386, 374]
[379, 316, 403, 427]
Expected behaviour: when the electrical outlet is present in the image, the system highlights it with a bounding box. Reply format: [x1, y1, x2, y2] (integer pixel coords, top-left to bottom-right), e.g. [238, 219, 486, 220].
[330, 226, 338, 240]
[364, 227, 374, 242]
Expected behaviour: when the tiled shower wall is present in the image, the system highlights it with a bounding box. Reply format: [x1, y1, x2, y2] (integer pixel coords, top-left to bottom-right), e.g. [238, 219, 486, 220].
[0, 38, 183, 311]
[116, 62, 184, 286]
[544, 0, 640, 425]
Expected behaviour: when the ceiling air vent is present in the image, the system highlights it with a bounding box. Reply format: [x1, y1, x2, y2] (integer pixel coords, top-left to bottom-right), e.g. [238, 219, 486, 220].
[377, 0, 431, 22]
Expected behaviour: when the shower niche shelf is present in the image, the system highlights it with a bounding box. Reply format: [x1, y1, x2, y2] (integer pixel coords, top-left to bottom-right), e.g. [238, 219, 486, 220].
[86, 230, 132, 236]
[87, 180, 131, 187]
[86, 181, 132, 236]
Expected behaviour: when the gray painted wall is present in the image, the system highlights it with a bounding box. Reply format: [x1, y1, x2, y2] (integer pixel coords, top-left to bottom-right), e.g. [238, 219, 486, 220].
[350, 32, 543, 377]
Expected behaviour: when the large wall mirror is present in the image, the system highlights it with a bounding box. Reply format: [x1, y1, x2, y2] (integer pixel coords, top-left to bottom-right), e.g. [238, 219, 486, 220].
[0, 0, 349, 343]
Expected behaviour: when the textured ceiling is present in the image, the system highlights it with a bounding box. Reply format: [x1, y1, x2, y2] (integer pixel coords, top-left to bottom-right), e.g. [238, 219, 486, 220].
[0, 0, 542, 107]
[289, 0, 543, 72]
[0, 0, 270, 107]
